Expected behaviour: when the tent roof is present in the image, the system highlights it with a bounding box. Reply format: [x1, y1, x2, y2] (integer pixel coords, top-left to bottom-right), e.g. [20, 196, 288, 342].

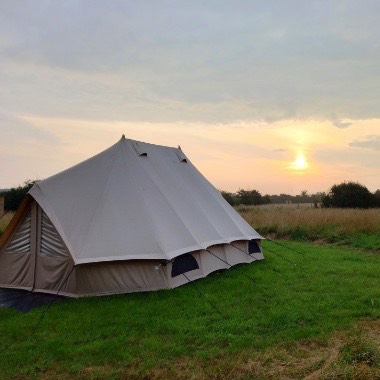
[29, 137, 262, 264]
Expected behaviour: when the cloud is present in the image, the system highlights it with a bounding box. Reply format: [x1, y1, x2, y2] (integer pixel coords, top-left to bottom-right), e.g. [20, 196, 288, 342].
[349, 135, 380, 151]
[332, 119, 352, 129]
[0, 110, 59, 144]
[274, 148, 287, 152]
[0, 2, 379, 123]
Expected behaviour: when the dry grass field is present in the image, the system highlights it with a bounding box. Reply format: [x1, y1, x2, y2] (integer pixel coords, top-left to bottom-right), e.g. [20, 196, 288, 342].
[237, 205, 380, 251]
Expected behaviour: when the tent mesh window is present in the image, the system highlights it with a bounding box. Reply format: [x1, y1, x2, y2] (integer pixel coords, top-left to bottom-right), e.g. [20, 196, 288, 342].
[171, 253, 199, 277]
[248, 240, 261, 254]
[40, 211, 68, 257]
[4, 210, 31, 254]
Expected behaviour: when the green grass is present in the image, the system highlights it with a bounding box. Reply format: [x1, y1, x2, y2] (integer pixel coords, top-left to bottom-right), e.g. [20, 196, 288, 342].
[258, 227, 380, 252]
[0, 241, 379, 379]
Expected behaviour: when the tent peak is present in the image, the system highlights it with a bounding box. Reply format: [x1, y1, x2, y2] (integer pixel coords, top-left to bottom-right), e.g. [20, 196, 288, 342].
[121, 134, 126, 140]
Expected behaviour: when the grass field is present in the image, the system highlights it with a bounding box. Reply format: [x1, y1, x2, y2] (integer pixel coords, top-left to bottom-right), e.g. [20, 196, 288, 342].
[0, 207, 379, 378]
[0, 240, 379, 379]
[238, 205, 380, 251]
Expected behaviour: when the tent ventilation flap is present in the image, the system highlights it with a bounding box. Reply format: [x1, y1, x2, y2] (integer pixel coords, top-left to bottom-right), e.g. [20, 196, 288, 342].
[40, 211, 68, 257]
[4, 210, 31, 254]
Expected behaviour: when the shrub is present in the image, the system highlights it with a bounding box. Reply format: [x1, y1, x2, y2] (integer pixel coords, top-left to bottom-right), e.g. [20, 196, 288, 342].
[322, 182, 377, 209]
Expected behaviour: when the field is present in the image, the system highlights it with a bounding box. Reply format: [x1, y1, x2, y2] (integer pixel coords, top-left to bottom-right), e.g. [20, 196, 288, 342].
[0, 207, 379, 379]
[238, 205, 380, 251]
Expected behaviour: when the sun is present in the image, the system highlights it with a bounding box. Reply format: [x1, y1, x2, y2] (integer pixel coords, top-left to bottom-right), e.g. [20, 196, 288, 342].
[292, 152, 308, 171]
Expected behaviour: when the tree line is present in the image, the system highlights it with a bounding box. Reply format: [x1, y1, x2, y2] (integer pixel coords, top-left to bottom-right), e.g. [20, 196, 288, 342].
[221, 189, 324, 206]
[222, 182, 380, 208]
[0, 180, 379, 212]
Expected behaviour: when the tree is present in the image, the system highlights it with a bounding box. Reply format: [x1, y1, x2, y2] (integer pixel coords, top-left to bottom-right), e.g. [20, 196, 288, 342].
[236, 189, 263, 205]
[374, 189, 380, 207]
[0, 180, 38, 211]
[321, 181, 376, 209]
[261, 194, 272, 205]
[221, 191, 236, 206]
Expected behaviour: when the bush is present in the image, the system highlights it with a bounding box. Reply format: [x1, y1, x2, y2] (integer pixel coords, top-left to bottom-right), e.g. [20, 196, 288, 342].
[322, 182, 377, 209]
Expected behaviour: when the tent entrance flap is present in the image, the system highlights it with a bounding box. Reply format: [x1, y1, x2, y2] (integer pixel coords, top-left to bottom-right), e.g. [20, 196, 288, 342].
[4, 210, 31, 254]
[40, 211, 68, 258]
[171, 253, 199, 277]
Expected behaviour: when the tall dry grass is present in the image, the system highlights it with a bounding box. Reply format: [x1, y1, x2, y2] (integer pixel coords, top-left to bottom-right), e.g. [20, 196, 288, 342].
[238, 205, 380, 234]
[237, 205, 380, 250]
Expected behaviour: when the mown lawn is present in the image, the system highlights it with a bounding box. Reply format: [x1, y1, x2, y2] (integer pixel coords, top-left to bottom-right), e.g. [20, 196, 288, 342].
[0, 240, 379, 379]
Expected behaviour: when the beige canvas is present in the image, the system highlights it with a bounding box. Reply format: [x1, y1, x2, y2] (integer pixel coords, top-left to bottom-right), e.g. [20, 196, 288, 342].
[0, 137, 264, 297]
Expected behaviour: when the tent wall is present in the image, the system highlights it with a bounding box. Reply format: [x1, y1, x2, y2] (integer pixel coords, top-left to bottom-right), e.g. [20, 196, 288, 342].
[71, 240, 263, 297]
[167, 240, 263, 289]
[33, 255, 76, 296]
[74, 260, 168, 296]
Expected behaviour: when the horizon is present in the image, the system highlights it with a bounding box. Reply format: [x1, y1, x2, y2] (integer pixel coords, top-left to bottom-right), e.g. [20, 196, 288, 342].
[1, 2, 379, 194]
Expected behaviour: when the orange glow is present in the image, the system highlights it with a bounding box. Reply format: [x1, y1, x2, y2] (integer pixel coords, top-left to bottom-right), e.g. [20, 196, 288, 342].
[292, 152, 308, 171]
[12, 115, 379, 195]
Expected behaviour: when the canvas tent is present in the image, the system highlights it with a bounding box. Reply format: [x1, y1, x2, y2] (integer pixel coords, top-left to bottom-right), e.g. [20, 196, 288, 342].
[0, 136, 263, 297]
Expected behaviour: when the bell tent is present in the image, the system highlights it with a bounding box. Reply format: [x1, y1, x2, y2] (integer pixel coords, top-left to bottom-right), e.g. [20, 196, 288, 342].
[0, 136, 263, 297]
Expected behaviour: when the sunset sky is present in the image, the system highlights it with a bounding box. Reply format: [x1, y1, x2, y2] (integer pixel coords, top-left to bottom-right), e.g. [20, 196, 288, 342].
[1, 1, 379, 194]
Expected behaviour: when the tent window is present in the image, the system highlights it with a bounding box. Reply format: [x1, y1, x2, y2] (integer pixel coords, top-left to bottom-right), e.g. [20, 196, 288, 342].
[171, 253, 199, 277]
[40, 211, 68, 258]
[4, 210, 31, 254]
[248, 240, 261, 254]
